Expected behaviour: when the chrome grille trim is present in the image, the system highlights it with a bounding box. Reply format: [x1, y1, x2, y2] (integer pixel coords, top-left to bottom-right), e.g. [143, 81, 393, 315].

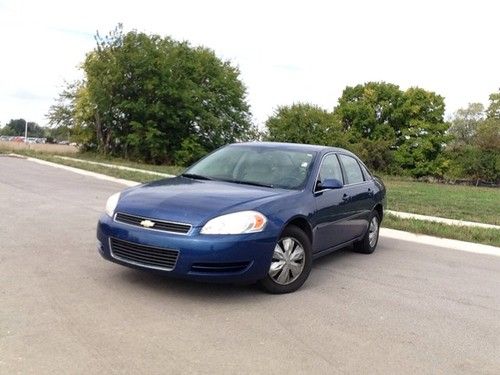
[109, 237, 179, 271]
[114, 212, 192, 235]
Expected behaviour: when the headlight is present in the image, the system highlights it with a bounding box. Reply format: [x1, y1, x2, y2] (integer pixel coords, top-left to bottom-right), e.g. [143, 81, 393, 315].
[105, 192, 120, 217]
[200, 211, 267, 235]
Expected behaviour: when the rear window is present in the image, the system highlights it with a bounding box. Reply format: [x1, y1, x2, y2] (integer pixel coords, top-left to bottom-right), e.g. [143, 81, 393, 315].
[339, 155, 364, 184]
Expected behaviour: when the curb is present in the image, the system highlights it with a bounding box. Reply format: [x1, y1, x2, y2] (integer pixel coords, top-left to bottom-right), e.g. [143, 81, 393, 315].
[380, 228, 499, 256]
[53, 155, 175, 178]
[386, 210, 500, 230]
[11, 153, 139, 187]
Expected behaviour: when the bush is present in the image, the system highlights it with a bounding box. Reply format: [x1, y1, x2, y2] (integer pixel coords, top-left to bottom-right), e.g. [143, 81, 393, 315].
[445, 147, 499, 183]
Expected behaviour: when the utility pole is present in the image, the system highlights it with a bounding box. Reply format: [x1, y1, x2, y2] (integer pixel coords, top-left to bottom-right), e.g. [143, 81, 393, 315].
[24, 119, 28, 143]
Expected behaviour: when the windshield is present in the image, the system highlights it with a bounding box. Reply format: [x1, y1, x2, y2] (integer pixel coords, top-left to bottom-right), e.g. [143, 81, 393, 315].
[184, 145, 316, 190]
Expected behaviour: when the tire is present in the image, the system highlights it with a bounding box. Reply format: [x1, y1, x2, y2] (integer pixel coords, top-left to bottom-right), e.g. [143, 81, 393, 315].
[258, 225, 312, 294]
[353, 211, 380, 254]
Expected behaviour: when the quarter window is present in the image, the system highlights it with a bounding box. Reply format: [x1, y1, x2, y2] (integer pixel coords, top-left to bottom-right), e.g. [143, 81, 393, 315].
[359, 163, 372, 180]
[318, 154, 343, 183]
[339, 155, 364, 184]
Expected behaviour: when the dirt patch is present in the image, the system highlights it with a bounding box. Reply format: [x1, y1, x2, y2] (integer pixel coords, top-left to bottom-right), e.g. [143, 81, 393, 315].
[0, 141, 79, 154]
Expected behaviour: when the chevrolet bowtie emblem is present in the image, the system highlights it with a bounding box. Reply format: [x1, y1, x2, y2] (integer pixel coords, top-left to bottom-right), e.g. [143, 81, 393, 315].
[140, 219, 155, 228]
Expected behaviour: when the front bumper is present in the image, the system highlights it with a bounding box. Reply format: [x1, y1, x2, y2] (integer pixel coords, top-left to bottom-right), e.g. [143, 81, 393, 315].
[96, 214, 277, 283]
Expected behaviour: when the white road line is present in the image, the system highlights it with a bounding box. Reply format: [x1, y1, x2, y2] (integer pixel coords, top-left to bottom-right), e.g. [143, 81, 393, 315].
[380, 228, 499, 256]
[386, 210, 500, 230]
[54, 155, 175, 177]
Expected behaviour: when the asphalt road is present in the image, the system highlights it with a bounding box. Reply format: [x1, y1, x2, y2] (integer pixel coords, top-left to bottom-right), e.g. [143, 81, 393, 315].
[1, 156, 499, 374]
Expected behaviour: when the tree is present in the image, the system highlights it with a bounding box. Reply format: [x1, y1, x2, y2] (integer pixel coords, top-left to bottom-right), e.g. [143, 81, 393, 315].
[447, 103, 485, 148]
[49, 25, 255, 163]
[475, 118, 500, 152]
[444, 91, 500, 183]
[486, 89, 500, 119]
[481, 90, 500, 152]
[392, 88, 449, 177]
[334, 82, 449, 177]
[334, 82, 401, 144]
[0, 119, 45, 138]
[47, 82, 80, 129]
[265, 103, 345, 146]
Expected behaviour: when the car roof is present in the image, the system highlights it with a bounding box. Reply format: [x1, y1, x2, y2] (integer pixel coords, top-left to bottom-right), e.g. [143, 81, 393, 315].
[232, 141, 353, 155]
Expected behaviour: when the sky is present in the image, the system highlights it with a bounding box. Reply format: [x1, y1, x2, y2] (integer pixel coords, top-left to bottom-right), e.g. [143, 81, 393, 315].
[0, 0, 499, 128]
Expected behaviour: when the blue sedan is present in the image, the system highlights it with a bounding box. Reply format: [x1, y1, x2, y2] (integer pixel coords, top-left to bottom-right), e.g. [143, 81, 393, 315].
[97, 142, 386, 293]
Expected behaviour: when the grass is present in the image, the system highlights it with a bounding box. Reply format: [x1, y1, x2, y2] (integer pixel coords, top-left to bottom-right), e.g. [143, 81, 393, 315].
[42, 157, 162, 183]
[382, 175, 500, 225]
[0, 148, 165, 183]
[0, 147, 185, 181]
[59, 152, 185, 175]
[382, 213, 500, 247]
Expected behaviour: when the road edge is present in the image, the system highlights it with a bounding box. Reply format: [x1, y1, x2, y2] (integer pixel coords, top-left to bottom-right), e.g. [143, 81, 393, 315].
[8, 153, 140, 187]
[380, 228, 499, 256]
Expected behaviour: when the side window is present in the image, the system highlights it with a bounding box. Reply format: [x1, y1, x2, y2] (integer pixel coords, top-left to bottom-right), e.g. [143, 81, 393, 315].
[359, 163, 372, 180]
[339, 155, 364, 184]
[319, 154, 343, 183]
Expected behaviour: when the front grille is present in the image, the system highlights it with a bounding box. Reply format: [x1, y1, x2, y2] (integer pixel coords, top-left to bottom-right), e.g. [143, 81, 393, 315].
[110, 237, 179, 271]
[115, 212, 191, 234]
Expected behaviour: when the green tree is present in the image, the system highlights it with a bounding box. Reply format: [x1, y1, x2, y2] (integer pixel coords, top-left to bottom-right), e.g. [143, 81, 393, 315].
[444, 92, 500, 183]
[393, 88, 449, 177]
[334, 82, 449, 177]
[447, 103, 485, 148]
[334, 82, 401, 144]
[265, 103, 345, 146]
[0, 119, 45, 138]
[49, 24, 254, 163]
[486, 89, 500, 119]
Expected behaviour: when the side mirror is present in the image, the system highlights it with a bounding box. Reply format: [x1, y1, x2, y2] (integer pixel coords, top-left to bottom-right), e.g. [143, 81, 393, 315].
[318, 178, 343, 190]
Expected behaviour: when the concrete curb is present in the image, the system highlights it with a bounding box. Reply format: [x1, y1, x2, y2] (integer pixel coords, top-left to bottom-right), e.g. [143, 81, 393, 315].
[11, 154, 140, 187]
[380, 228, 499, 256]
[386, 210, 500, 230]
[54, 155, 175, 178]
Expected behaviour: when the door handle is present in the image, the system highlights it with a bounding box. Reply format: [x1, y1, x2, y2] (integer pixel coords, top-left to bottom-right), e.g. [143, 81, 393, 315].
[367, 188, 373, 196]
[342, 193, 350, 201]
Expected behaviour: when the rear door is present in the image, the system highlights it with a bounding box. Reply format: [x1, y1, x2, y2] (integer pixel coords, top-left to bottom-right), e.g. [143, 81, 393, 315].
[337, 154, 373, 239]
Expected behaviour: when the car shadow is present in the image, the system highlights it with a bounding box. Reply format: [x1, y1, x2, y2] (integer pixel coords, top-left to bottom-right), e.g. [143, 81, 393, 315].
[108, 245, 358, 299]
[312, 245, 356, 268]
[111, 267, 267, 301]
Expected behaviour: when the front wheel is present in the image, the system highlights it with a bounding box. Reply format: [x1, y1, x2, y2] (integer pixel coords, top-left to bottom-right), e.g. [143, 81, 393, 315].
[259, 226, 312, 294]
[353, 211, 380, 254]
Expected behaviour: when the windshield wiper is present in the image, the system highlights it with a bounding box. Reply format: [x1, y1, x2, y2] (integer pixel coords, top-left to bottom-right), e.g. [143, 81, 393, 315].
[180, 173, 214, 181]
[219, 178, 274, 188]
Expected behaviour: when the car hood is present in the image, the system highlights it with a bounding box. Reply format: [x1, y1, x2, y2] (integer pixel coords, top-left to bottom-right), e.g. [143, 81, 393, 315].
[116, 177, 292, 227]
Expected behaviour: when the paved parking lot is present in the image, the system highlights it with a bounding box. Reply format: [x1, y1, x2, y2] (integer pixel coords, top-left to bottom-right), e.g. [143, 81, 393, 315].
[1, 156, 499, 374]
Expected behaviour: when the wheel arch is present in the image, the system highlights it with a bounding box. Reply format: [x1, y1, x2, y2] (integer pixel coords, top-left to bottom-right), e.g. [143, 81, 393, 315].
[282, 216, 313, 245]
[374, 203, 384, 222]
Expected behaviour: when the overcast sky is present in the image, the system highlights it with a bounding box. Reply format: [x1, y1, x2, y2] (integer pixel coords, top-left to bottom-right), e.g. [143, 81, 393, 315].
[0, 0, 499, 127]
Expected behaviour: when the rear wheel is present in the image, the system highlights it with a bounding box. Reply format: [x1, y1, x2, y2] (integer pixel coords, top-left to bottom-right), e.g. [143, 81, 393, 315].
[259, 226, 312, 294]
[353, 211, 380, 254]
